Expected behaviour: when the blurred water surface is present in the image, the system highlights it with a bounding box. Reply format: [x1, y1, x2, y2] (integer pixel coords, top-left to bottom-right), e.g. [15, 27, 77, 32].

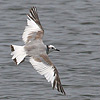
[0, 0, 100, 100]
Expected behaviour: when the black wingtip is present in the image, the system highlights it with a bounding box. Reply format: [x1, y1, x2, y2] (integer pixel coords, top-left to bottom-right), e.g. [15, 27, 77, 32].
[32, 6, 37, 11]
[52, 80, 66, 95]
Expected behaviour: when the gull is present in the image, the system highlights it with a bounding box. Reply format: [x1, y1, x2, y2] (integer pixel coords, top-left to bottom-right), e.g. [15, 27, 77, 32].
[11, 6, 66, 95]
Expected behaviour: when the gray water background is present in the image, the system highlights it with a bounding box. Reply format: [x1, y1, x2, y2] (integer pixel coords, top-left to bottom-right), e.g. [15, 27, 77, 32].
[0, 0, 100, 100]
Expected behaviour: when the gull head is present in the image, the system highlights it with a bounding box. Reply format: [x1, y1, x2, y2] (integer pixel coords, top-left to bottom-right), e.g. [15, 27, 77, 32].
[46, 45, 60, 54]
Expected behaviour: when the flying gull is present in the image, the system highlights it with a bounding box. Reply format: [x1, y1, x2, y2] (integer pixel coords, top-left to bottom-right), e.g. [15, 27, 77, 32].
[11, 6, 66, 95]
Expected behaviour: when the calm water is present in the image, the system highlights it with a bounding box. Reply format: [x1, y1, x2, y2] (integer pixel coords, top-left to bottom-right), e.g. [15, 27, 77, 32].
[0, 0, 100, 100]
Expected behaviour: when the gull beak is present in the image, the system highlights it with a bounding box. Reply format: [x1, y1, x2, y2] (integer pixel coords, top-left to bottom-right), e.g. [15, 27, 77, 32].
[55, 49, 60, 51]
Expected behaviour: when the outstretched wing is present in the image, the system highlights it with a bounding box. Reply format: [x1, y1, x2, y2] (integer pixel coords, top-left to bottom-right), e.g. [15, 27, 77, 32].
[22, 6, 44, 44]
[29, 54, 66, 95]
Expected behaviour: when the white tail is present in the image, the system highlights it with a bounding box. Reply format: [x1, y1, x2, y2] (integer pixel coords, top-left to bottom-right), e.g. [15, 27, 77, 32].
[11, 45, 27, 65]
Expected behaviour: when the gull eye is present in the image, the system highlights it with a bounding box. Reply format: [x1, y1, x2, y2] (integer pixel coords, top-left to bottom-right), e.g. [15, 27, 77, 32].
[51, 47, 54, 49]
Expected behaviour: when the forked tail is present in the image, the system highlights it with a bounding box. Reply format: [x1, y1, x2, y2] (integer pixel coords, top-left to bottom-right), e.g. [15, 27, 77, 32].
[11, 45, 27, 65]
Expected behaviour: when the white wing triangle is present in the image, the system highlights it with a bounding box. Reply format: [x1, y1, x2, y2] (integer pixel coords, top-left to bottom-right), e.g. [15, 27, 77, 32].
[22, 7, 44, 43]
[29, 57, 66, 95]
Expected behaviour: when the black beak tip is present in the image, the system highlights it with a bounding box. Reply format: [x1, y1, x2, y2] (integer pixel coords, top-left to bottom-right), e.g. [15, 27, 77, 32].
[56, 49, 60, 51]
